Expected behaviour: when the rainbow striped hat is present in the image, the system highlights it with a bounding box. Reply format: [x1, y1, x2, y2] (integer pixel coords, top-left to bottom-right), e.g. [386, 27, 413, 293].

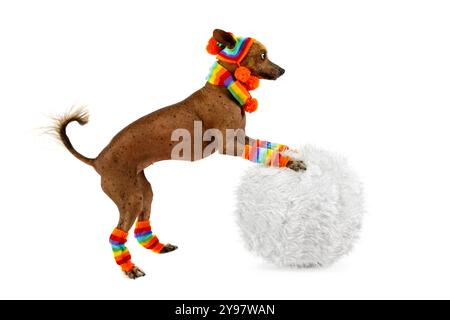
[217, 36, 254, 64]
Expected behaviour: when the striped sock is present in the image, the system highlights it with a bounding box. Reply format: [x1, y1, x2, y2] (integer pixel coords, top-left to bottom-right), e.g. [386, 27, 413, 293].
[109, 228, 135, 272]
[243, 139, 291, 167]
[134, 220, 165, 253]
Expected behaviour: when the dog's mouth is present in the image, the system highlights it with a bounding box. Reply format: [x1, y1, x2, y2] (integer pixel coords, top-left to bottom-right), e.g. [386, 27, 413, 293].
[261, 74, 280, 80]
[258, 66, 285, 80]
[259, 71, 284, 80]
[259, 73, 277, 80]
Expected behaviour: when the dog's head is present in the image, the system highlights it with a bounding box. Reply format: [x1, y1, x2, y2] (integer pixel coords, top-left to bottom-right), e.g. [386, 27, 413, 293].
[212, 29, 285, 80]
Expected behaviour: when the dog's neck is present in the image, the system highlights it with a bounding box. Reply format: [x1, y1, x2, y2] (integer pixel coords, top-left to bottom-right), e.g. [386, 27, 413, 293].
[217, 60, 238, 74]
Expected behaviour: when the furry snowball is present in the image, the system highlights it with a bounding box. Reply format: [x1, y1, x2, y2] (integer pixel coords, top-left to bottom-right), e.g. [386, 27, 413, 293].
[235, 145, 364, 268]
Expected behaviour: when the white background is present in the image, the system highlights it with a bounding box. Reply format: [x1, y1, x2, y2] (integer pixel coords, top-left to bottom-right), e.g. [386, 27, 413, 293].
[1, 0, 449, 299]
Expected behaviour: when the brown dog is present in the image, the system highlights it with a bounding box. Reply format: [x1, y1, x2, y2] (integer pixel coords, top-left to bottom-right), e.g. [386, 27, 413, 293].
[52, 29, 305, 278]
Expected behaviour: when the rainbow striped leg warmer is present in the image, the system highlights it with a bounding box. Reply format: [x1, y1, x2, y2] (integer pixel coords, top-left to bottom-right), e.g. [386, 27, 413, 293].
[109, 228, 135, 273]
[243, 139, 291, 167]
[134, 221, 165, 253]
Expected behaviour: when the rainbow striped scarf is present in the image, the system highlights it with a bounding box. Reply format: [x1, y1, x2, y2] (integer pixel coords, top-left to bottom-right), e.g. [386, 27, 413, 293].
[207, 61, 252, 107]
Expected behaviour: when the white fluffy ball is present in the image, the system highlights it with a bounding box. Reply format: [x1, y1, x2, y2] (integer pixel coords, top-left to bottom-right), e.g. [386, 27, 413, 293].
[235, 145, 364, 268]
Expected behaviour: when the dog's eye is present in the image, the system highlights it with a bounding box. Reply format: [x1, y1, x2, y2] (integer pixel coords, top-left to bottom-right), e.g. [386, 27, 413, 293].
[261, 52, 266, 60]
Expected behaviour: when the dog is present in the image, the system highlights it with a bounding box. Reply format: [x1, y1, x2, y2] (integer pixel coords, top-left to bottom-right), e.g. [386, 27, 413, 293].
[52, 29, 306, 278]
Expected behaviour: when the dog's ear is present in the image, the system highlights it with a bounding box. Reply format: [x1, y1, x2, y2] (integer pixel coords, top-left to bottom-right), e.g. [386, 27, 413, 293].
[213, 29, 236, 49]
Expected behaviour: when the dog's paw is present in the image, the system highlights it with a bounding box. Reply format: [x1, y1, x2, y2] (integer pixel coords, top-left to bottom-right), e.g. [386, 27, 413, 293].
[125, 266, 146, 279]
[160, 243, 178, 254]
[286, 159, 307, 171]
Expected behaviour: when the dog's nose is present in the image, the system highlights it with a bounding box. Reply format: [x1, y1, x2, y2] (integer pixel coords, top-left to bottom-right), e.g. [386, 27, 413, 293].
[279, 67, 285, 76]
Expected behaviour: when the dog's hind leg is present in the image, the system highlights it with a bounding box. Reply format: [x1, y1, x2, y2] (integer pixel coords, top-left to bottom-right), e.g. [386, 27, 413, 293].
[134, 171, 178, 254]
[101, 170, 146, 279]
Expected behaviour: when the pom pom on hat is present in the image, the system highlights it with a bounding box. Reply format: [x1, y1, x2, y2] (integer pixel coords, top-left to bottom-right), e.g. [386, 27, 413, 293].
[206, 37, 224, 55]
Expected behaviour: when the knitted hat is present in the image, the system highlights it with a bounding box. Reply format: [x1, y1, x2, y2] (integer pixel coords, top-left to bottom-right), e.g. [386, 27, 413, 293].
[217, 36, 254, 64]
[207, 33, 254, 65]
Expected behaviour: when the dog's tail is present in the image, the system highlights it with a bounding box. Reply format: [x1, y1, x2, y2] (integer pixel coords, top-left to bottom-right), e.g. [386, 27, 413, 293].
[49, 106, 95, 166]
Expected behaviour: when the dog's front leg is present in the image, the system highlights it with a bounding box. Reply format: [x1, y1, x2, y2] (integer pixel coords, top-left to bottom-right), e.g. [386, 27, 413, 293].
[223, 133, 306, 171]
[243, 136, 306, 171]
